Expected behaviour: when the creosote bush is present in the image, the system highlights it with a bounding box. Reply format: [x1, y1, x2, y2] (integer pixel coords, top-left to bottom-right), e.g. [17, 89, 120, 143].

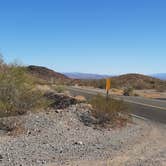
[0, 57, 49, 117]
[54, 85, 66, 93]
[89, 94, 130, 127]
[123, 87, 134, 96]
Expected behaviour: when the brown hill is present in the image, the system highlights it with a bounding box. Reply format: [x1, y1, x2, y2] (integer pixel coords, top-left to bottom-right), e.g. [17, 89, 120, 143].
[27, 65, 69, 83]
[111, 74, 166, 90]
[26, 65, 166, 90]
[79, 73, 166, 90]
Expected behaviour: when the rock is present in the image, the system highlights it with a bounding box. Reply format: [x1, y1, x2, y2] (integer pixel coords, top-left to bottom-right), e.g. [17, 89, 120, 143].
[79, 111, 97, 126]
[55, 109, 63, 113]
[27, 130, 31, 136]
[0, 154, 3, 161]
[74, 96, 87, 102]
[59, 149, 63, 154]
[74, 141, 83, 145]
[86, 104, 93, 110]
[44, 92, 77, 109]
[34, 129, 41, 133]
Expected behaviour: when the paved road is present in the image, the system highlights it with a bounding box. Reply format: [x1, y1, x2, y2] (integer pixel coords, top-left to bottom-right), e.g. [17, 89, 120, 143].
[67, 86, 166, 124]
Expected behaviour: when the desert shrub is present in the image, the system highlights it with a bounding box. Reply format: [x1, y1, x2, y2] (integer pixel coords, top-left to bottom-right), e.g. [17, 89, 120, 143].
[54, 85, 66, 93]
[0, 59, 48, 117]
[134, 93, 139, 96]
[123, 87, 134, 96]
[89, 94, 130, 127]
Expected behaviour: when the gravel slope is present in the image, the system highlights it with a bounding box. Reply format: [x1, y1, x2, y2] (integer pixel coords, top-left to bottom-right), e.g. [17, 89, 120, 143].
[0, 104, 166, 166]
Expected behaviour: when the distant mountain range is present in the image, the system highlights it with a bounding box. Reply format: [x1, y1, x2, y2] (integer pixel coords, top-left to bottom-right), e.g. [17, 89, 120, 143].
[63, 72, 113, 79]
[151, 73, 166, 80]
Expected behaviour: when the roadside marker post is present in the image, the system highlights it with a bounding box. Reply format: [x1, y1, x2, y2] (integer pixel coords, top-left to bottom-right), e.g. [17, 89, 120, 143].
[106, 78, 111, 100]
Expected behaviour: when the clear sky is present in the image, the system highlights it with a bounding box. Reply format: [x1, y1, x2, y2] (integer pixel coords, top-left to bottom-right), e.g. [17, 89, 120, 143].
[0, 0, 166, 75]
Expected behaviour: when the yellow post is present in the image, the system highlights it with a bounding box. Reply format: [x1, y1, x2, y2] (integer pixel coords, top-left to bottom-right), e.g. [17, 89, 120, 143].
[106, 78, 111, 99]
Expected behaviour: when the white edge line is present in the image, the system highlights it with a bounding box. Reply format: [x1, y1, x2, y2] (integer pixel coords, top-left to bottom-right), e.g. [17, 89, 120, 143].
[68, 87, 166, 111]
[131, 114, 148, 121]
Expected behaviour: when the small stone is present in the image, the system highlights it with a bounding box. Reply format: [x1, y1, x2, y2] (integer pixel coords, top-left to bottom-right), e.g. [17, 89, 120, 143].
[55, 109, 63, 113]
[42, 160, 46, 164]
[35, 129, 41, 133]
[27, 130, 31, 135]
[74, 141, 83, 145]
[0, 155, 3, 161]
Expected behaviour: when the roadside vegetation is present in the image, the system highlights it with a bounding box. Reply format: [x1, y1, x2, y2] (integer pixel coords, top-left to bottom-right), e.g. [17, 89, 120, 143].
[53, 85, 66, 93]
[123, 87, 134, 96]
[89, 94, 130, 127]
[0, 56, 49, 117]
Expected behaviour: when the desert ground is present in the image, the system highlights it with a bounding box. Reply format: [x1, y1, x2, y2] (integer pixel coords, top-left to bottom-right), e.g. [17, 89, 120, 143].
[0, 101, 166, 166]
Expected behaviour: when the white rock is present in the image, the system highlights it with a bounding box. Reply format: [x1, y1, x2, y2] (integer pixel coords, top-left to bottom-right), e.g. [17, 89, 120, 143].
[75, 141, 83, 145]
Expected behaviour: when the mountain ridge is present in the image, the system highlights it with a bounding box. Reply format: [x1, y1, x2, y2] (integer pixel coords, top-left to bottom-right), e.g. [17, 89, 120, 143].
[150, 73, 166, 80]
[64, 72, 112, 79]
[25, 65, 166, 90]
[64, 72, 166, 81]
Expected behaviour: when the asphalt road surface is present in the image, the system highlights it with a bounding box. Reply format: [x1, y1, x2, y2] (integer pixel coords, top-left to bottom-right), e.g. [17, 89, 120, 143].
[67, 86, 166, 124]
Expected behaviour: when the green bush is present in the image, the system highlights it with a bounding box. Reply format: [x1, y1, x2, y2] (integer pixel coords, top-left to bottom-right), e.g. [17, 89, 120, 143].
[123, 87, 134, 96]
[89, 94, 130, 126]
[0, 58, 48, 117]
[54, 85, 65, 93]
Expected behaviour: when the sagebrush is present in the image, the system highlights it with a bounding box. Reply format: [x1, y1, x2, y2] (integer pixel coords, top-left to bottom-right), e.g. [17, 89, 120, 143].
[89, 94, 130, 126]
[54, 85, 66, 93]
[123, 87, 134, 96]
[0, 57, 48, 117]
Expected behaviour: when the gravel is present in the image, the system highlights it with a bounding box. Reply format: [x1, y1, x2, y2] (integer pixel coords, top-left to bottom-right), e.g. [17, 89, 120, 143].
[0, 103, 166, 166]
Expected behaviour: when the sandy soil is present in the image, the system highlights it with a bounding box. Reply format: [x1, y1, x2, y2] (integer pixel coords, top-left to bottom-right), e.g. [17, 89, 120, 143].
[134, 89, 166, 99]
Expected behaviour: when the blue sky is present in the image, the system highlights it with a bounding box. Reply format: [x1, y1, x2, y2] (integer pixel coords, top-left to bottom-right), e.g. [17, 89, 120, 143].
[0, 0, 166, 75]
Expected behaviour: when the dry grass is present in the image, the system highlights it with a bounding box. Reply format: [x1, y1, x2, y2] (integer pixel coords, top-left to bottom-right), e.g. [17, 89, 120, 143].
[89, 94, 130, 127]
[53, 85, 66, 93]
